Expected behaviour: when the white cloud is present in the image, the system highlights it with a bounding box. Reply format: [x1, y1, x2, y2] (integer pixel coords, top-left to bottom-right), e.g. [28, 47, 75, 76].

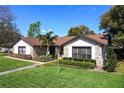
[40, 29, 53, 34]
[40, 30, 47, 33]
[48, 29, 53, 32]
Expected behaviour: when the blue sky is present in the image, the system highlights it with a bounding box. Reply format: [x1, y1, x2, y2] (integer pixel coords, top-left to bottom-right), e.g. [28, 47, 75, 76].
[10, 5, 111, 36]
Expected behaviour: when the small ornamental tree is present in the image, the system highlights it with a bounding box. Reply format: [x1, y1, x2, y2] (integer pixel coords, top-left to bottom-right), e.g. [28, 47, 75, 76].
[105, 45, 118, 72]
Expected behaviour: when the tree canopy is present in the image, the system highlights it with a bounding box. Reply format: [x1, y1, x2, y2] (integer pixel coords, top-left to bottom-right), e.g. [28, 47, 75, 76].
[28, 21, 41, 38]
[99, 5, 124, 48]
[68, 25, 95, 36]
[0, 6, 15, 24]
[0, 6, 20, 47]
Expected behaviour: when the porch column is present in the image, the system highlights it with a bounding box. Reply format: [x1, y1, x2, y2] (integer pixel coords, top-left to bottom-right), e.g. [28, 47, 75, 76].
[55, 47, 60, 59]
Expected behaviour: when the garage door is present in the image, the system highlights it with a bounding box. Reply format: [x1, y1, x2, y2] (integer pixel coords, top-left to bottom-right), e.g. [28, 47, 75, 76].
[72, 47, 91, 59]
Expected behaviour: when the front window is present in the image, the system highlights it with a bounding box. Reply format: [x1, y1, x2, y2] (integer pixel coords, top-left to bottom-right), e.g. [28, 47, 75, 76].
[72, 47, 91, 59]
[18, 46, 26, 54]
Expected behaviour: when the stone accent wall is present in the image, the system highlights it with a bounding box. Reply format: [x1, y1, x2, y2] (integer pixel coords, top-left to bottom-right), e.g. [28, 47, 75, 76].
[32, 48, 39, 59]
[64, 46, 69, 57]
[31, 46, 46, 60]
[95, 46, 104, 68]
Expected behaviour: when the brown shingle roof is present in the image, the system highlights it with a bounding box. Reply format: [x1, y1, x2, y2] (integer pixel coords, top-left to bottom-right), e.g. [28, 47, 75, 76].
[20, 35, 108, 46]
[85, 35, 108, 45]
[54, 35, 108, 46]
[21, 37, 41, 46]
[54, 36, 76, 46]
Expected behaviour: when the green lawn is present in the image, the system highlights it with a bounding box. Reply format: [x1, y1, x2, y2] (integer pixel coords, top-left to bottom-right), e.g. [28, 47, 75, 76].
[0, 62, 124, 88]
[0, 53, 33, 72]
[117, 61, 124, 74]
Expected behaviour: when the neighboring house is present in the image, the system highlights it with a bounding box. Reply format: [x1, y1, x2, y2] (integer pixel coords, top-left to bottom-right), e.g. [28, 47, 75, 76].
[0, 47, 12, 53]
[12, 34, 108, 68]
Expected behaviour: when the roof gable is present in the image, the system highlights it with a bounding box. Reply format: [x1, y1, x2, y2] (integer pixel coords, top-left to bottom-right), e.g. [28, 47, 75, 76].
[54, 36, 76, 46]
[12, 35, 108, 47]
[57, 35, 108, 46]
[12, 37, 41, 47]
[21, 37, 41, 46]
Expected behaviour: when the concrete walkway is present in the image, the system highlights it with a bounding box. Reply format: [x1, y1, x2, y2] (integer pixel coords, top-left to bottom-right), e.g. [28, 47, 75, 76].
[0, 56, 58, 76]
[5, 56, 44, 64]
[5, 56, 58, 64]
[0, 64, 41, 76]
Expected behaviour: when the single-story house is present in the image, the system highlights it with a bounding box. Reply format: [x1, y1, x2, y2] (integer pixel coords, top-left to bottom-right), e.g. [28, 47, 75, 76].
[12, 34, 108, 68]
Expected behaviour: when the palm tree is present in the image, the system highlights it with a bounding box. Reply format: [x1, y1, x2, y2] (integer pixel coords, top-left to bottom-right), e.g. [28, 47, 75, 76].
[38, 31, 58, 58]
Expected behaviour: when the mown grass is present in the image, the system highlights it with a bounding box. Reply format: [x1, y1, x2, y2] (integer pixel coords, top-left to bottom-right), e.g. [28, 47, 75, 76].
[0, 53, 33, 72]
[0, 62, 124, 88]
[116, 61, 124, 74]
[0, 53, 124, 88]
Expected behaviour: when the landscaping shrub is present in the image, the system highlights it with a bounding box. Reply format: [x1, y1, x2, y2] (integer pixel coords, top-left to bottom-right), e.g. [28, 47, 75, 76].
[63, 57, 96, 64]
[63, 57, 72, 60]
[59, 59, 95, 69]
[104, 45, 118, 72]
[114, 49, 124, 61]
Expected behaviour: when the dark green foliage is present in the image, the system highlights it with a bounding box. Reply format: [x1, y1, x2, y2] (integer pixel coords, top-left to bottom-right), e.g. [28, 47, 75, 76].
[0, 29, 20, 47]
[99, 5, 124, 48]
[105, 45, 118, 72]
[68, 25, 95, 36]
[63, 57, 96, 64]
[114, 49, 124, 61]
[59, 58, 95, 69]
[27, 21, 41, 37]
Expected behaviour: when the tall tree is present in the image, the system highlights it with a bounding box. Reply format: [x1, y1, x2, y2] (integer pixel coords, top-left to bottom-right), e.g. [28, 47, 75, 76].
[99, 5, 124, 48]
[28, 21, 41, 37]
[38, 31, 58, 58]
[0, 6, 20, 47]
[0, 6, 14, 24]
[0, 28, 20, 47]
[68, 25, 95, 36]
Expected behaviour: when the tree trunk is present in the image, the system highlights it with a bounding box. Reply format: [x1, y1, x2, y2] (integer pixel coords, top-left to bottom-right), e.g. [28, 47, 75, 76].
[46, 46, 49, 58]
[57, 47, 60, 59]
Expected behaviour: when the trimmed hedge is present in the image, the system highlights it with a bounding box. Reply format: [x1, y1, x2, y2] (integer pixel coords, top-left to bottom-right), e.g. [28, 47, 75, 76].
[59, 59, 95, 69]
[63, 57, 96, 64]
